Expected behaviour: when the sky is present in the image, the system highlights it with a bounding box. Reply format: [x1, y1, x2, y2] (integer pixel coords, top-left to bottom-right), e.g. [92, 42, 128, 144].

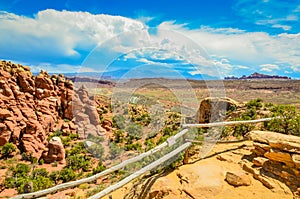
[0, 0, 300, 79]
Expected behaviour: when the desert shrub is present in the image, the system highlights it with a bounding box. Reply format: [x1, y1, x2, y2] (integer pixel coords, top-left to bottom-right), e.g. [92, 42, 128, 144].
[66, 142, 87, 157]
[109, 142, 122, 159]
[48, 131, 78, 147]
[38, 158, 44, 165]
[31, 175, 53, 192]
[49, 171, 60, 184]
[92, 162, 106, 174]
[58, 168, 76, 182]
[47, 130, 63, 141]
[1, 143, 16, 157]
[87, 144, 104, 159]
[221, 126, 232, 138]
[147, 131, 158, 139]
[246, 98, 263, 110]
[229, 101, 260, 137]
[125, 123, 143, 140]
[31, 168, 48, 179]
[125, 142, 142, 151]
[66, 154, 91, 172]
[87, 134, 104, 143]
[99, 113, 104, 124]
[113, 130, 125, 143]
[112, 115, 125, 129]
[12, 163, 31, 177]
[51, 162, 58, 167]
[145, 138, 155, 151]
[156, 135, 169, 145]
[134, 113, 151, 126]
[264, 105, 300, 136]
[100, 106, 108, 114]
[21, 152, 38, 164]
[163, 126, 176, 136]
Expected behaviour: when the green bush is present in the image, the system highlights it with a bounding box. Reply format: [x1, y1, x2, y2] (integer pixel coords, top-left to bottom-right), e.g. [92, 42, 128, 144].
[125, 123, 143, 140]
[87, 144, 104, 159]
[163, 127, 174, 136]
[246, 98, 263, 110]
[49, 171, 60, 184]
[113, 130, 125, 143]
[112, 115, 125, 129]
[92, 162, 106, 174]
[66, 142, 87, 157]
[125, 142, 142, 151]
[87, 134, 104, 143]
[109, 142, 122, 159]
[264, 105, 300, 136]
[58, 168, 76, 182]
[1, 143, 16, 157]
[66, 154, 91, 172]
[145, 138, 155, 151]
[13, 163, 31, 177]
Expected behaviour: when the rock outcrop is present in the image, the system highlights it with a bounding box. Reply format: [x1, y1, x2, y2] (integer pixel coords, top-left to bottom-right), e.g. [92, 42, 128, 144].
[73, 86, 106, 139]
[0, 60, 105, 159]
[198, 97, 241, 123]
[42, 136, 66, 164]
[246, 130, 300, 196]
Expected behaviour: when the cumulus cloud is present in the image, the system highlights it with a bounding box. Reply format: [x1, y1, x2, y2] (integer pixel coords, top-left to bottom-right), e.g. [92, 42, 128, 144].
[0, 9, 146, 64]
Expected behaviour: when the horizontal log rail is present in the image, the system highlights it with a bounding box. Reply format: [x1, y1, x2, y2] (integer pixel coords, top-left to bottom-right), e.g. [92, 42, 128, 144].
[89, 142, 192, 199]
[181, 117, 277, 128]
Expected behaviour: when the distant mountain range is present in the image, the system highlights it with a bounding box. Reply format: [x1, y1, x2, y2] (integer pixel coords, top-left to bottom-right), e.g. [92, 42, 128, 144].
[224, 72, 291, 80]
[34, 70, 219, 80]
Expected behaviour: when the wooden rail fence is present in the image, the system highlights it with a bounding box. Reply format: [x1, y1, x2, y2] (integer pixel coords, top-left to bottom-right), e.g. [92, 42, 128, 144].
[11, 117, 276, 199]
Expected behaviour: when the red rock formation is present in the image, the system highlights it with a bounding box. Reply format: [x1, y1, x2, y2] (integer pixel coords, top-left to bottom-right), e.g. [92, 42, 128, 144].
[0, 60, 106, 159]
[0, 62, 67, 158]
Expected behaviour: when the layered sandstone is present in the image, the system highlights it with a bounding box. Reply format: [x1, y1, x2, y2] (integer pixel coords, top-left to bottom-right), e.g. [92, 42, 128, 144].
[246, 130, 300, 195]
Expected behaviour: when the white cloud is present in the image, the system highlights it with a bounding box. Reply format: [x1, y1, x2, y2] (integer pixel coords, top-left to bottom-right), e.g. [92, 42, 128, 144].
[260, 63, 280, 72]
[271, 24, 291, 31]
[237, 65, 249, 69]
[0, 9, 146, 64]
[260, 63, 279, 69]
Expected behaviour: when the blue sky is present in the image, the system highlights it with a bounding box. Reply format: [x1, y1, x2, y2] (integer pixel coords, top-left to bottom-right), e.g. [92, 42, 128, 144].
[0, 0, 300, 79]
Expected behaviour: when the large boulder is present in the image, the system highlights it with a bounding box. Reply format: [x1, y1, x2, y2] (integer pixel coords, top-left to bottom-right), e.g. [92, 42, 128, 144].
[198, 97, 241, 123]
[42, 136, 66, 164]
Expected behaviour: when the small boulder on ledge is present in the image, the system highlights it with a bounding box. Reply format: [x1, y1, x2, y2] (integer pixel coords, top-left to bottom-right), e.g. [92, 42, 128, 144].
[225, 171, 251, 186]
